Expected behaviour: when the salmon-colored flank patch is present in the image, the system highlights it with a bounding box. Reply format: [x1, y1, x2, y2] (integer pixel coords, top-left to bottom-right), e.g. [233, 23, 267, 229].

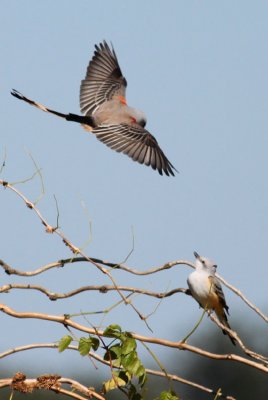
[207, 291, 221, 310]
[117, 95, 127, 105]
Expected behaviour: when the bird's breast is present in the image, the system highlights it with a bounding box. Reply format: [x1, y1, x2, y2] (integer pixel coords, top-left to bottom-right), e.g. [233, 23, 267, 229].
[92, 100, 131, 126]
[188, 271, 218, 309]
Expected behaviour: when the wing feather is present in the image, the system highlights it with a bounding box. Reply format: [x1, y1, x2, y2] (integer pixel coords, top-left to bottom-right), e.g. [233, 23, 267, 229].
[93, 123, 176, 176]
[80, 41, 127, 116]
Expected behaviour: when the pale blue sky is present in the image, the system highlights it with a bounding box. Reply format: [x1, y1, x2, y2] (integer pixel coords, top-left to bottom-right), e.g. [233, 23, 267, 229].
[1, 0, 268, 392]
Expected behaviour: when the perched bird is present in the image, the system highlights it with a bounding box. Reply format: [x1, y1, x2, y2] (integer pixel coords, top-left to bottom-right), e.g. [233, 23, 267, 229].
[11, 41, 176, 176]
[187, 251, 236, 345]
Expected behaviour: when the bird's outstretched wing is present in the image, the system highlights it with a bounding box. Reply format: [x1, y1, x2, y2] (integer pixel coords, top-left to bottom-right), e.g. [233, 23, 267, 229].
[80, 41, 127, 116]
[93, 123, 176, 176]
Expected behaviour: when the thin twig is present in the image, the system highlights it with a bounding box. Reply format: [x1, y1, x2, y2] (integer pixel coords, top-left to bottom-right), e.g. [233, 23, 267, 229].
[181, 307, 207, 343]
[0, 180, 150, 327]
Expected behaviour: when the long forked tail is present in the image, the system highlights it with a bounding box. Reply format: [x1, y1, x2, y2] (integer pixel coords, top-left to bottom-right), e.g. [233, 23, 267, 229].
[11, 89, 94, 128]
[216, 309, 236, 346]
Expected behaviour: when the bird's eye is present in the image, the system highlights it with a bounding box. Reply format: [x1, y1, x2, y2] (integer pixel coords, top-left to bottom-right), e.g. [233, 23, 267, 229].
[201, 259, 205, 264]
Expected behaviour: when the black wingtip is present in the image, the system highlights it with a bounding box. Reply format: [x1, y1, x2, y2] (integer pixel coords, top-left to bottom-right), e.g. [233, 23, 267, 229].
[159, 161, 178, 177]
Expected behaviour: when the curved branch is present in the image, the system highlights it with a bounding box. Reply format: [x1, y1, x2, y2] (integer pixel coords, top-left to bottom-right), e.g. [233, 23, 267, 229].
[1, 281, 264, 366]
[209, 314, 268, 364]
[0, 258, 67, 276]
[216, 273, 268, 323]
[0, 257, 193, 277]
[0, 303, 267, 374]
[0, 283, 187, 300]
[0, 343, 236, 399]
[0, 180, 150, 328]
[0, 372, 105, 400]
[1, 253, 267, 324]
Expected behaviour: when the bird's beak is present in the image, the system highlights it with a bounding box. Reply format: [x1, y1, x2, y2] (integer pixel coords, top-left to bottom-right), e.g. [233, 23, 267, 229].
[193, 251, 200, 259]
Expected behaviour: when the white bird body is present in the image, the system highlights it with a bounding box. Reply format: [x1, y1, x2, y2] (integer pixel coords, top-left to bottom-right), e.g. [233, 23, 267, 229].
[188, 268, 214, 308]
[187, 252, 236, 345]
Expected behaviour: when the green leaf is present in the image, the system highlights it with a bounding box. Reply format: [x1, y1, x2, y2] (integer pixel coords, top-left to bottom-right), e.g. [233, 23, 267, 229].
[90, 337, 100, 351]
[104, 344, 122, 361]
[58, 335, 72, 352]
[104, 344, 122, 367]
[78, 336, 99, 355]
[137, 366, 147, 387]
[121, 350, 146, 384]
[117, 370, 130, 384]
[121, 337, 137, 354]
[136, 364, 146, 378]
[103, 377, 120, 393]
[103, 324, 122, 338]
[78, 337, 94, 356]
[158, 390, 179, 400]
[125, 355, 141, 376]
[109, 344, 122, 358]
[121, 350, 136, 368]
[103, 371, 130, 393]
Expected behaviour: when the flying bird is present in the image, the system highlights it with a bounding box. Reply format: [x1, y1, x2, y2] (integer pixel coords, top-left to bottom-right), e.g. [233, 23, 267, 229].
[187, 251, 236, 345]
[11, 41, 176, 176]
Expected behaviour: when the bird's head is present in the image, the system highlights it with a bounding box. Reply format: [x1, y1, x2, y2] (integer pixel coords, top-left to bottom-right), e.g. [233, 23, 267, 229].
[193, 251, 217, 272]
[130, 108, 147, 128]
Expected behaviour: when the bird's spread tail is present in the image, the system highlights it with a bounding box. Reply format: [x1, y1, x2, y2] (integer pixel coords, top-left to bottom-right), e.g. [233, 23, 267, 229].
[11, 89, 94, 128]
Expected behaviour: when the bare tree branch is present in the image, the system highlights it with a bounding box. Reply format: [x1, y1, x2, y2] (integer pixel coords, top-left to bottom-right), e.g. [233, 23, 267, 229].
[216, 273, 268, 323]
[1, 253, 267, 324]
[209, 314, 268, 364]
[2, 282, 263, 364]
[1, 175, 266, 327]
[0, 372, 105, 400]
[1, 178, 267, 399]
[0, 180, 152, 328]
[0, 303, 267, 374]
[0, 282, 188, 300]
[0, 343, 236, 399]
[0, 257, 190, 276]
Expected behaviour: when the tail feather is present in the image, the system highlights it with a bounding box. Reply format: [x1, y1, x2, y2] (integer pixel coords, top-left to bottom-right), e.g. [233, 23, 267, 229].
[11, 89, 94, 128]
[216, 309, 236, 346]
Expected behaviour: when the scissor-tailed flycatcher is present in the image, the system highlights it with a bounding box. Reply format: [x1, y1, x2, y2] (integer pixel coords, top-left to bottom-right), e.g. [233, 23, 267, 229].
[187, 251, 236, 345]
[11, 41, 176, 176]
